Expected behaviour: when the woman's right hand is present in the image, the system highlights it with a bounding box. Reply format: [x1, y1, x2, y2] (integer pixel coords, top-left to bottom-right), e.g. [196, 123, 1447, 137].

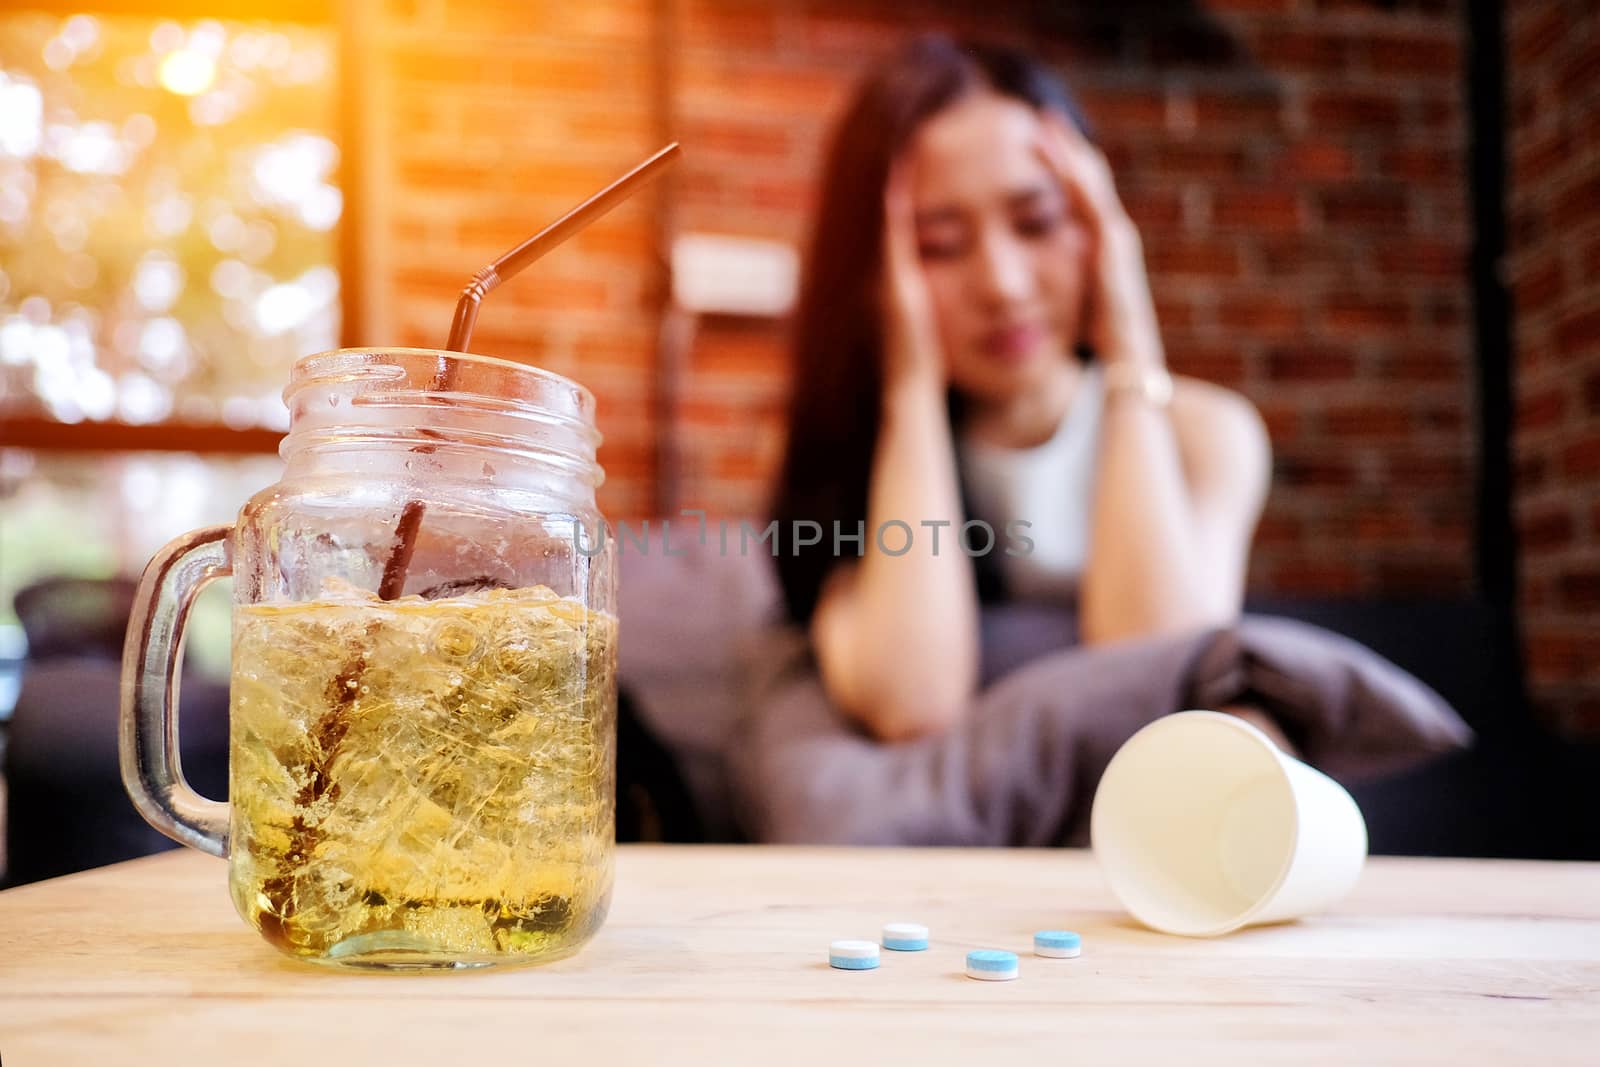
[879, 159, 946, 395]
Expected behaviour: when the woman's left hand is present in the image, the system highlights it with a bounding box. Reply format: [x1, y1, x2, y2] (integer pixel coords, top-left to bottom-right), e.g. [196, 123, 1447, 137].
[1036, 115, 1166, 374]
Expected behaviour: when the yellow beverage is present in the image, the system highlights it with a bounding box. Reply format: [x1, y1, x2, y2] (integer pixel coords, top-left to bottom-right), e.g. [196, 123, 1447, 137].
[226, 581, 616, 968]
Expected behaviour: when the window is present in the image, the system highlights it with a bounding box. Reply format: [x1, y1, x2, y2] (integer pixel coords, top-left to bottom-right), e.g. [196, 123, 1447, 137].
[0, 9, 343, 697]
[0, 11, 340, 426]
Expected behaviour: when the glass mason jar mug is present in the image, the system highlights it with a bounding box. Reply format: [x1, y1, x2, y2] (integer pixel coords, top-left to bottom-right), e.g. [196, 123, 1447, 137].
[120, 349, 618, 970]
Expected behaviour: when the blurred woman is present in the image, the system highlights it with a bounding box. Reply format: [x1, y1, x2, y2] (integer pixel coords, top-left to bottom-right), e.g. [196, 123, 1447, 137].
[770, 35, 1285, 747]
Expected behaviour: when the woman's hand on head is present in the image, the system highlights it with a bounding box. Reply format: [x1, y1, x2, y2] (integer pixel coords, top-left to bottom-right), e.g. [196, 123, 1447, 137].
[1037, 115, 1165, 373]
[879, 158, 947, 398]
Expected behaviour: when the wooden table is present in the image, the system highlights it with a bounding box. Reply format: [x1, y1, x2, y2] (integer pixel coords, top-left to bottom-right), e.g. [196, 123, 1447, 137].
[3, 846, 1598, 1063]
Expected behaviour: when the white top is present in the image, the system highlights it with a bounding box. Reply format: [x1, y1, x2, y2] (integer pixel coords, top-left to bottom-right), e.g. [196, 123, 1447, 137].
[958, 364, 1103, 604]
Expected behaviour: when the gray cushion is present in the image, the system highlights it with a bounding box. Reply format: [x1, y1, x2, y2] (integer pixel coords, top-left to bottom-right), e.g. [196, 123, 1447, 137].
[617, 537, 1473, 846]
[724, 615, 1472, 846]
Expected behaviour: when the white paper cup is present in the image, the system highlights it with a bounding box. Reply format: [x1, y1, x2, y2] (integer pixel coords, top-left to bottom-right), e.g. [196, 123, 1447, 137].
[1090, 710, 1367, 937]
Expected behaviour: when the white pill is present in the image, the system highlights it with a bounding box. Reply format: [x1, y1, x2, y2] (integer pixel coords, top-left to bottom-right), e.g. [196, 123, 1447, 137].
[829, 939, 880, 970]
[882, 922, 929, 951]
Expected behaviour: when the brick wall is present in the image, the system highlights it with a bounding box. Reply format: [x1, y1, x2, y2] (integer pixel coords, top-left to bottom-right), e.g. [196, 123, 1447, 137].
[1508, 0, 1600, 734]
[375, 0, 1475, 599]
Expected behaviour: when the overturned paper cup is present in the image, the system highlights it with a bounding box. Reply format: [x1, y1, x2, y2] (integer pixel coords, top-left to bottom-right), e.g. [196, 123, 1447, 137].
[1091, 710, 1367, 937]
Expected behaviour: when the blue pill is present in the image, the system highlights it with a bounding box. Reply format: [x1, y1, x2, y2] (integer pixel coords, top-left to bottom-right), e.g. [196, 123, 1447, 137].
[1034, 930, 1082, 958]
[965, 949, 1019, 981]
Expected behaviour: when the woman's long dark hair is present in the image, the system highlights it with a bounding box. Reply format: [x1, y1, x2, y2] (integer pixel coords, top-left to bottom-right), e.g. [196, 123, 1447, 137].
[770, 34, 1091, 624]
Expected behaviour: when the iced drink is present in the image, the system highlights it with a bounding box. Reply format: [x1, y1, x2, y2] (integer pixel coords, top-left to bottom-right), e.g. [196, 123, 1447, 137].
[226, 579, 616, 967]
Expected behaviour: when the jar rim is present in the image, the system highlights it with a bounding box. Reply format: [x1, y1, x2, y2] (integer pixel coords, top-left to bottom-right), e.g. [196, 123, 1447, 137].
[281, 347, 603, 487]
[286, 347, 597, 412]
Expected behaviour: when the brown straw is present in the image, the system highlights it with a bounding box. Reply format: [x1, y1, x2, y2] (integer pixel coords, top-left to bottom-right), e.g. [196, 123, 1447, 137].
[375, 142, 683, 601]
[443, 143, 682, 357]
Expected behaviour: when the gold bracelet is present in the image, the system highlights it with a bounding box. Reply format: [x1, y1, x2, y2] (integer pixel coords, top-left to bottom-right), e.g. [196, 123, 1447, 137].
[1102, 361, 1174, 408]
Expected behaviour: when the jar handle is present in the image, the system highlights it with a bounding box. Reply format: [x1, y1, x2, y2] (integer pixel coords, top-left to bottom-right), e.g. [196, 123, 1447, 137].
[119, 524, 234, 858]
